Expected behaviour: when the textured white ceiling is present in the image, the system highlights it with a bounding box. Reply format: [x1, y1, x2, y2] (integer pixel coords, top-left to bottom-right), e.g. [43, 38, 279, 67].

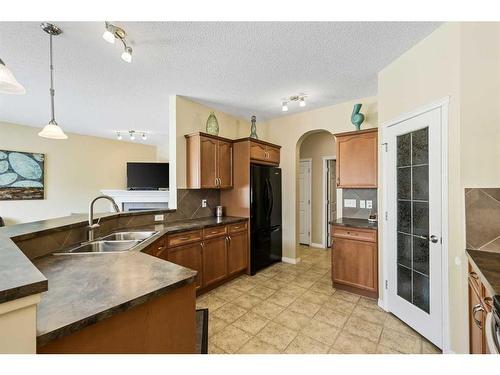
[0, 22, 440, 146]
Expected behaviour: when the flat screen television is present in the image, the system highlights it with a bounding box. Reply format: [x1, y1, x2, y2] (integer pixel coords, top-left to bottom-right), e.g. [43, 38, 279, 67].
[127, 162, 169, 190]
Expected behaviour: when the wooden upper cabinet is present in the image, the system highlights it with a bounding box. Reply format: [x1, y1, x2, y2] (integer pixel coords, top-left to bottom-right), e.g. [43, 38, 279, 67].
[185, 133, 233, 189]
[335, 128, 378, 188]
[248, 140, 281, 166]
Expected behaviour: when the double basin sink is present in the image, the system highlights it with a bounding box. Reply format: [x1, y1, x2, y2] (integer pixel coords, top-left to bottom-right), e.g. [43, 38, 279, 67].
[54, 231, 158, 255]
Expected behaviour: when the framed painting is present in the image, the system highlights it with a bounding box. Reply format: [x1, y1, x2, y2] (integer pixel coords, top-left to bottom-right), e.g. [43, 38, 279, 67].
[0, 150, 45, 200]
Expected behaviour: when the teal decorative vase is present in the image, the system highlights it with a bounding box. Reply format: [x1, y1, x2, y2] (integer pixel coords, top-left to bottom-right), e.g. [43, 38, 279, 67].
[206, 112, 219, 136]
[250, 115, 258, 139]
[351, 103, 365, 131]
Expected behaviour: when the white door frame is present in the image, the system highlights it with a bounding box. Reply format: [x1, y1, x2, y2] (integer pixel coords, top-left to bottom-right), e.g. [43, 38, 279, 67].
[299, 158, 312, 245]
[322, 156, 336, 249]
[380, 97, 450, 353]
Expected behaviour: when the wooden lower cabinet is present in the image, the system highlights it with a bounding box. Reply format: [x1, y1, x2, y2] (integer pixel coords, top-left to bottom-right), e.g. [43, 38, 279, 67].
[331, 225, 378, 298]
[202, 236, 228, 287]
[227, 231, 248, 276]
[469, 281, 485, 354]
[166, 242, 203, 289]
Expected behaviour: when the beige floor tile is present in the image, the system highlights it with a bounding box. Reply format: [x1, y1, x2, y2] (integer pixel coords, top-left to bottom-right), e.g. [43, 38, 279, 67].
[210, 285, 244, 302]
[196, 294, 227, 311]
[288, 299, 322, 317]
[296, 291, 330, 305]
[313, 306, 351, 328]
[376, 344, 404, 354]
[251, 273, 272, 283]
[284, 334, 330, 354]
[351, 305, 389, 325]
[248, 285, 277, 299]
[212, 302, 248, 323]
[332, 290, 361, 304]
[208, 343, 227, 354]
[208, 315, 229, 338]
[278, 283, 309, 297]
[358, 297, 384, 311]
[300, 319, 340, 346]
[324, 296, 356, 315]
[231, 278, 259, 292]
[328, 348, 342, 354]
[232, 310, 270, 335]
[344, 316, 383, 343]
[379, 327, 422, 354]
[332, 331, 377, 354]
[237, 337, 282, 354]
[252, 300, 285, 320]
[257, 267, 280, 278]
[273, 272, 297, 283]
[422, 340, 441, 354]
[274, 309, 311, 331]
[309, 281, 336, 296]
[290, 278, 317, 289]
[256, 321, 298, 350]
[267, 290, 298, 307]
[211, 325, 252, 353]
[258, 278, 284, 290]
[232, 294, 264, 310]
[384, 314, 420, 338]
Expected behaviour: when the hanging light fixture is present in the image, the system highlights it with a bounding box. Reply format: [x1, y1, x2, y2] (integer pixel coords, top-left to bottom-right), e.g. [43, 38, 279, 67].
[0, 57, 26, 94]
[103, 22, 133, 63]
[38, 23, 67, 140]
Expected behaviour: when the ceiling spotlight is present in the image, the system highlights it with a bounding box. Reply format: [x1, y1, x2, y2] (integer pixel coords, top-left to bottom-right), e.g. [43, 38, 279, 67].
[281, 101, 288, 112]
[116, 131, 122, 140]
[129, 130, 135, 140]
[299, 97, 306, 107]
[102, 29, 115, 44]
[121, 46, 132, 63]
[141, 132, 147, 140]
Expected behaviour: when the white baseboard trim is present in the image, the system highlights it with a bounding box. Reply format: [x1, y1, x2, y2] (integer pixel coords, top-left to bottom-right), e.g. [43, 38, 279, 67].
[282, 256, 301, 264]
[310, 242, 326, 249]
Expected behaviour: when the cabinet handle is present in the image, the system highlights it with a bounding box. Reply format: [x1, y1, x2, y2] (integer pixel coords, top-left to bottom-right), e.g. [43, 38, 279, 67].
[469, 272, 479, 280]
[178, 237, 190, 241]
[472, 303, 484, 329]
[483, 296, 493, 309]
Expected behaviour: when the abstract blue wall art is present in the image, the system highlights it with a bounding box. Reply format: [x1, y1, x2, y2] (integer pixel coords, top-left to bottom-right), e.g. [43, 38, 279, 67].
[0, 150, 45, 200]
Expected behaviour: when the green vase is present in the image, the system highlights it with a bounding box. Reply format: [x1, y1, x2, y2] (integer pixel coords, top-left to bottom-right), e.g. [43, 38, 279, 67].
[206, 112, 219, 136]
[351, 103, 365, 131]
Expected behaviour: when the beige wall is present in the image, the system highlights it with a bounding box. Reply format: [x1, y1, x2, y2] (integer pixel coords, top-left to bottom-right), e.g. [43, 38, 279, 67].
[299, 131, 336, 245]
[171, 96, 251, 190]
[0, 122, 157, 224]
[378, 22, 500, 353]
[258, 97, 378, 259]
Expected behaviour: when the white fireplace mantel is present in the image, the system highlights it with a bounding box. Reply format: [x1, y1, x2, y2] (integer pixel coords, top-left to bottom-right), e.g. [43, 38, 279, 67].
[101, 189, 170, 211]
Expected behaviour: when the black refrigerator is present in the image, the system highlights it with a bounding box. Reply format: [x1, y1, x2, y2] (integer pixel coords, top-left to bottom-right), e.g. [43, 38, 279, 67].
[250, 164, 282, 275]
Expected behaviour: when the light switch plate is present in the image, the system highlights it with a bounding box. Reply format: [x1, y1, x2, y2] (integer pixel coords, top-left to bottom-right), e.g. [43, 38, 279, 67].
[359, 200, 366, 209]
[201, 199, 207, 208]
[154, 214, 164, 222]
[344, 199, 356, 208]
[366, 200, 373, 209]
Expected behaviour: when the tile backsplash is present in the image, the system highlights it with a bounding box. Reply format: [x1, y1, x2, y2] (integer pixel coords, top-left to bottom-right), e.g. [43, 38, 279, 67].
[342, 188, 377, 219]
[465, 188, 500, 252]
[164, 188, 220, 222]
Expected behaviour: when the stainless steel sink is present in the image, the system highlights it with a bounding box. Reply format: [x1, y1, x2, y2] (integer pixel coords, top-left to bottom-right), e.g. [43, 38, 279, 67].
[54, 240, 141, 255]
[100, 231, 158, 241]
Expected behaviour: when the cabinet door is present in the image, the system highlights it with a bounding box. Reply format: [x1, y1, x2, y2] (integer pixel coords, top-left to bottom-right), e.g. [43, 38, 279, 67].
[200, 136, 218, 188]
[331, 237, 377, 292]
[217, 140, 233, 188]
[202, 237, 227, 286]
[143, 237, 166, 257]
[166, 242, 203, 289]
[250, 142, 268, 162]
[469, 282, 485, 354]
[227, 231, 248, 275]
[336, 130, 377, 188]
[266, 146, 280, 165]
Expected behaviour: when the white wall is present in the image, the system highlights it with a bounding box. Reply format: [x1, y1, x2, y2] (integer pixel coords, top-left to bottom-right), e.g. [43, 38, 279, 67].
[0, 122, 157, 224]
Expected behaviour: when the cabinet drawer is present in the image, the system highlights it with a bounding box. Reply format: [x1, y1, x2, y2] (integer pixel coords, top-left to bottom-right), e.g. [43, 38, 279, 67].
[228, 221, 247, 234]
[332, 226, 377, 243]
[203, 225, 227, 239]
[266, 146, 280, 165]
[143, 236, 166, 257]
[167, 229, 203, 248]
[250, 142, 268, 162]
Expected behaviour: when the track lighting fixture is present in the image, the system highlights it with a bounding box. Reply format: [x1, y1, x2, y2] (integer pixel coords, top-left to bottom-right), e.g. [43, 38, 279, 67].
[281, 94, 307, 111]
[129, 130, 135, 140]
[103, 22, 133, 63]
[116, 131, 122, 140]
[116, 130, 148, 141]
[141, 132, 147, 140]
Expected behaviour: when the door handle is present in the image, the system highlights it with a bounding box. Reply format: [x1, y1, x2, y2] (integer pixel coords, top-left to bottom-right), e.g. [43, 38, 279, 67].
[430, 235, 439, 244]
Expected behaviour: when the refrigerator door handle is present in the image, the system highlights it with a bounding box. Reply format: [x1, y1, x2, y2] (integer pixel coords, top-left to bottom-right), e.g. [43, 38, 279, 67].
[268, 178, 274, 219]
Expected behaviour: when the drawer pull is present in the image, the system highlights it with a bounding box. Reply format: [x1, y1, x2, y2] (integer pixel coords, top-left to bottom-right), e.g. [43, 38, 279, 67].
[472, 303, 484, 329]
[469, 272, 479, 280]
[178, 237, 191, 241]
[484, 296, 493, 308]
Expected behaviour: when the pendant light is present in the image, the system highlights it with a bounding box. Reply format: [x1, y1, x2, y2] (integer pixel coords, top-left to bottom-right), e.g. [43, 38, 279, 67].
[38, 23, 67, 140]
[0, 57, 26, 94]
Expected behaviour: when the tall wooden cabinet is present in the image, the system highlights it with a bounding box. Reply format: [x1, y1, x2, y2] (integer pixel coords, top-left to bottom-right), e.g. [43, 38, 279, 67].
[334, 128, 378, 188]
[185, 132, 233, 189]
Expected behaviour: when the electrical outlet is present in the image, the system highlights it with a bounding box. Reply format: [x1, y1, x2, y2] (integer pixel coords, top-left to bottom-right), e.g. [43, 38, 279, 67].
[201, 199, 207, 208]
[366, 200, 373, 209]
[344, 199, 356, 208]
[154, 214, 164, 222]
[359, 200, 366, 209]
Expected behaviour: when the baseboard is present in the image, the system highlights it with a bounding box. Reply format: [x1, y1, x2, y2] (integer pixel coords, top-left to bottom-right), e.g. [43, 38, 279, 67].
[310, 242, 326, 249]
[282, 256, 301, 264]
